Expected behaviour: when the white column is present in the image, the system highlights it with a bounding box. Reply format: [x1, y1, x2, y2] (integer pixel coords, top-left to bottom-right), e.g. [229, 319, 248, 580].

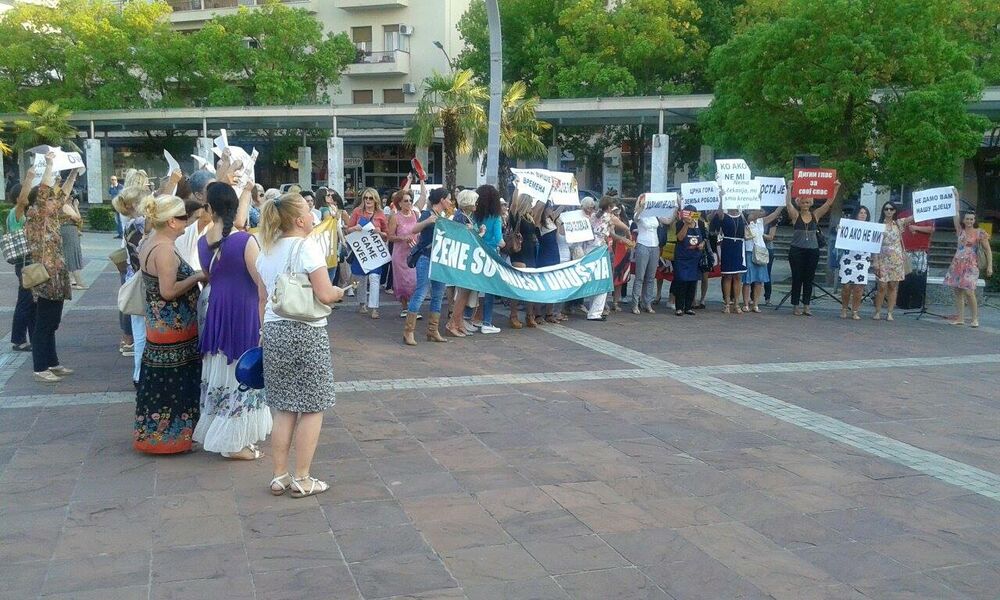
[84, 139, 103, 204]
[415, 146, 429, 180]
[327, 137, 345, 197]
[547, 146, 560, 171]
[650, 134, 670, 193]
[475, 153, 487, 187]
[195, 137, 214, 166]
[0, 156, 6, 202]
[699, 144, 714, 165]
[297, 146, 312, 190]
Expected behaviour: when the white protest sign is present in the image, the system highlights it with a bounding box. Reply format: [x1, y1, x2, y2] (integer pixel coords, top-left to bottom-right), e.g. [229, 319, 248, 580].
[911, 187, 956, 223]
[716, 159, 759, 210]
[511, 169, 580, 206]
[346, 229, 391, 274]
[559, 209, 594, 244]
[835, 218, 886, 254]
[641, 193, 678, 219]
[413, 184, 443, 207]
[191, 154, 216, 175]
[512, 170, 553, 203]
[755, 177, 786, 207]
[30, 147, 86, 185]
[680, 181, 721, 212]
[163, 150, 181, 195]
[212, 129, 229, 157]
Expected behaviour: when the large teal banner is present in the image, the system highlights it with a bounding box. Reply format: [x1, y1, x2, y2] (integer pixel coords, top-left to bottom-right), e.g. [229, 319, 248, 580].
[428, 218, 613, 303]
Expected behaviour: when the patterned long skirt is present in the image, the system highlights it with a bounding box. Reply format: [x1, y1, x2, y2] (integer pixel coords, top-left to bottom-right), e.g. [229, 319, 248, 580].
[194, 353, 271, 454]
[134, 336, 202, 454]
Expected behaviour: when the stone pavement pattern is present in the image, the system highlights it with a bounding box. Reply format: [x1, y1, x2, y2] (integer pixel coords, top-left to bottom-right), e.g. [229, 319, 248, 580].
[2, 233, 1000, 600]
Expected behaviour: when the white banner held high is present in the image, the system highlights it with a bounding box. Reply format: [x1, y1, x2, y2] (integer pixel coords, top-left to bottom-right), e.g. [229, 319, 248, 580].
[513, 170, 553, 204]
[511, 168, 580, 206]
[716, 159, 759, 210]
[30, 147, 85, 185]
[835, 218, 885, 254]
[755, 176, 786, 208]
[680, 181, 720, 212]
[559, 209, 594, 245]
[641, 193, 678, 219]
[413, 184, 443, 208]
[911, 187, 956, 223]
[346, 229, 391, 274]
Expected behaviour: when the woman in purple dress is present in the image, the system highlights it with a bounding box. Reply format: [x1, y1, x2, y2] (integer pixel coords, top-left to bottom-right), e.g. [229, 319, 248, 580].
[194, 182, 272, 459]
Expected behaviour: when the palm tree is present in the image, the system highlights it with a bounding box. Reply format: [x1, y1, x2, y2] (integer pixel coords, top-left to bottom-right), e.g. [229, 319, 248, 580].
[472, 80, 551, 196]
[14, 100, 80, 153]
[0, 121, 11, 156]
[406, 69, 487, 193]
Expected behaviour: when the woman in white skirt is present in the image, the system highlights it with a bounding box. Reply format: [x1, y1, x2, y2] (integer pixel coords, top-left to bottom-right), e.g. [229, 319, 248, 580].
[256, 192, 352, 498]
[838, 206, 873, 320]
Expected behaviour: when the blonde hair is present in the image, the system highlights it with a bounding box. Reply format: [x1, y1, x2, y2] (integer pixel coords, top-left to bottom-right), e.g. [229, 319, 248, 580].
[139, 195, 185, 229]
[509, 192, 535, 219]
[260, 192, 308, 252]
[456, 189, 479, 212]
[359, 187, 383, 212]
[124, 168, 149, 190]
[112, 185, 152, 217]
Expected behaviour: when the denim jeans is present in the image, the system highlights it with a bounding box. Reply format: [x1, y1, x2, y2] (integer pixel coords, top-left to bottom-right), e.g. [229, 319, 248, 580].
[407, 255, 445, 314]
[32, 298, 63, 372]
[11, 261, 36, 345]
[465, 293, 495, 326]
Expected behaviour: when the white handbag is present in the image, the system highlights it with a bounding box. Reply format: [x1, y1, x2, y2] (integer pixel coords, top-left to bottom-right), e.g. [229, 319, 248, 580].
[118, 271, 146, 316]
[271, 239, 331, 322]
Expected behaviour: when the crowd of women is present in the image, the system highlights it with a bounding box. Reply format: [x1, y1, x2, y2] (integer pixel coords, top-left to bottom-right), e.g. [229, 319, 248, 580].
[6, 152, 992, 499]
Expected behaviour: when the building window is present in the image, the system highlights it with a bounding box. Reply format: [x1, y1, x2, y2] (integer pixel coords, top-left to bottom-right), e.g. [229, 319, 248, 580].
[352, 26, 372, 53]
[384, 24, 402, 52]
[353, 90, 373, 105]
[383, 89, 404, 104]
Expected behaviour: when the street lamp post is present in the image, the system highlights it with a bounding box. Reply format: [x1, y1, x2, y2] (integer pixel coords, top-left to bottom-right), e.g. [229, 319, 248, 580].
[432, 41, 455, 71]
[485, 0, 502, 187]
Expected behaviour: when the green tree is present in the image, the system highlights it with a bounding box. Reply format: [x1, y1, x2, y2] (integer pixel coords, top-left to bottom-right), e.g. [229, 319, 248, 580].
[0, 121, 11, 156]
[189, 1, 355, 106]
[406, 70, 488, 193]
[471, 81, 551, 193]
[13, 101, 80, 153]
[701, 0, 988, 197]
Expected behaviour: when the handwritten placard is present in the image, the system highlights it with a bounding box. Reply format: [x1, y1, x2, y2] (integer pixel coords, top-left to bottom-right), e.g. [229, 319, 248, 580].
[911, 187, 956, 223]
[716, 159, 760, 210]
[346, 228, 391, 274]
[30, 147, 85, 185]
[559, 209, 595, 244]
[513, 170, 553, 204]
[792, 168, 837, 199]
[755, 177, 786, 207]
[511, 169, 580, 206]
[641, 193, 678, 219]
[835, 218, 886, 254]
[680, 182, 720, 212]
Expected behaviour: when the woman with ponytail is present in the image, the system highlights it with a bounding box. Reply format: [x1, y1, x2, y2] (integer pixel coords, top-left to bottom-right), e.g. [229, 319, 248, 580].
[193, 182, 272, 459]
[134, 194, 206, 454]
[256, 193, 352, 497]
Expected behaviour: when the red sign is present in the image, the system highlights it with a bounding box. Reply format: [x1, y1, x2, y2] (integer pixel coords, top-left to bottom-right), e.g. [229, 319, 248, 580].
[411, 157, 426, 182]
[791, 168, 837, 199]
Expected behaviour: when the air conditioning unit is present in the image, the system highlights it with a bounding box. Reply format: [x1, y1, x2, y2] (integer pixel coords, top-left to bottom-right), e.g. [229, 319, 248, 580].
[399, 24, 414, 36]
[403, 82, 417, 95]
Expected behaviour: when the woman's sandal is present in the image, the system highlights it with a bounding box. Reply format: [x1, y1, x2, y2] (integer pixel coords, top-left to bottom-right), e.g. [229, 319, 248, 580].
[223, 444, 263, 461]
[852, 311, 861, 320]
[722, 304, 731, 314]
[872, 312, 882, 320]
[290, 476, 330, 499]
[269, 473, 292, 496]
[752, 305, 761, 313]
[803, 307, 813, 316]
[970, 321, 979, 328]
[840, 308, 849, 319]
[886, 312, 894, 321]
[445, 323, 467, 337]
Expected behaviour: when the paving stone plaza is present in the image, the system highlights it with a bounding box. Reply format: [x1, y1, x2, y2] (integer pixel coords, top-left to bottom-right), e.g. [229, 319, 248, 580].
[1, 234, 999, 600]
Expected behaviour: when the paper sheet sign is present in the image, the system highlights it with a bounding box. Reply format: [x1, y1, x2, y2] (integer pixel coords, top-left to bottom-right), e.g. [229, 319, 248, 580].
[911, 187, 956, 223]
[755, 177, 786, 207]
[680, 182, 720, 212]
[191, 154, 216, 174]
[511, 168, 580, 206]
[559, 209, 595, 244]
[346, 228, 390, 274]
[835, 218, 885, 254]
[412, 184, 443, 208]
[792, 168, 837, 199]
[716, 159, 759, 210]
[513, 170, 553, 204]
[641, 193, 678, 219]
[30, 147, 85, 185]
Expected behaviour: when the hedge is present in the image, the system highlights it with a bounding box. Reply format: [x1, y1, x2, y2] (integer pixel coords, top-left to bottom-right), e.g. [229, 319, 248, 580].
[86, 206, 117, 232]
[988, 251, 1000, 293]
[0, 202, 11, 234]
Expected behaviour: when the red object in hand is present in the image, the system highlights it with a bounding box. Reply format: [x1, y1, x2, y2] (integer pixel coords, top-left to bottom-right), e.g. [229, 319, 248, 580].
[411, 158, 426, 181]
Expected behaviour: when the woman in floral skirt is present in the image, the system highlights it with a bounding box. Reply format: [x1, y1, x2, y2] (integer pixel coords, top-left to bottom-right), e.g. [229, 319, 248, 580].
[872, 201, 913, 321]
[944, 196, 993, 328]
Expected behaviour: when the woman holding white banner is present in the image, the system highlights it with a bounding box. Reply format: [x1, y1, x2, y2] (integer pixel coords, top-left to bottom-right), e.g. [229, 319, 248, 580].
[506, 193, 542, 329]
[403, 188, 453, 345]
[944, 199, 992, 327]
[715, 197, 748, 314]
[872, 201, 913, 321]
[784, 182, 839, 316]
[838, 206, 873, 320]
[631, 194, 676, 314]
[347, 188, 388, 319]
[579, 197, 631, 321]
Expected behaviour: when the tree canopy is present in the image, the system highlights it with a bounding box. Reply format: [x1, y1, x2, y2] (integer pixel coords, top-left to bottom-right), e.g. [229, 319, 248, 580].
[700, 0, 989, 190]
[0, 0, 354, 112]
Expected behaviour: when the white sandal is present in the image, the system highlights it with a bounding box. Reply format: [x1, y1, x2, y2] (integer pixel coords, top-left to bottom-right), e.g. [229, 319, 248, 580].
[222, 444, 263, 461]
[290, 476, 330, 499]
[269, 473, 292, 496]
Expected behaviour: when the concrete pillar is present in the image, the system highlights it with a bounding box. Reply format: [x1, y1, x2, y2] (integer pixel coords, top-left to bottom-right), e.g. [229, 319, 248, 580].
[603, 147, 622, 195]
[297, 146, 312, 191]
[327, 137, 345, 197]
[475, 153, 487, 187]
[650, 134, 670, 193]
[547, 146, 561, 171]
[699, 145, 715, 168]
[0, 156, 6, 202]
[195, 137, 214, 167]
[415, 146, 429, 181]
[84, 139, 103, 204]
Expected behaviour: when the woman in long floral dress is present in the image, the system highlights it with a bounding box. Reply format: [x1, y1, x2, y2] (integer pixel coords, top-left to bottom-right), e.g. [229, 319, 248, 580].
[134, 195, 206, 454]
[944, 197, 993, 328]
[872, 201, 913, 322]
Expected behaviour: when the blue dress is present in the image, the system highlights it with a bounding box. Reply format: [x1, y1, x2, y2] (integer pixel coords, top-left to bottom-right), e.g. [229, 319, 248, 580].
[719, 213, 747, 274]
[536, 227, 560, 268]
[674, 222, 704, 283]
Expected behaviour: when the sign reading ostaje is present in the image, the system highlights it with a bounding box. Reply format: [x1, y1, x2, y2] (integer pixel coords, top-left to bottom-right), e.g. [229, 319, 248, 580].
[559, 209, 595, 244]
[511, 168, 580, 206]
[755, 176, 787, 207]
[680, 181, 720, 212]
[716, 159, 760, 210]
[346, 228, 390, 274]
[792, 168, 837, 199]
[835, 218, 886, 254]
[640, 193, 678, 219]
[911, 187, 956, 223]
[429, 218, 611, 303]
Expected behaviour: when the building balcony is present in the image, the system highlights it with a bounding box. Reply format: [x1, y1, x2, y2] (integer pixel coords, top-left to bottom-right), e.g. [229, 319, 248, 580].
[345, 50, 410, 77]
[336, 0, 409, 10]
[166, 0, 316, 28]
